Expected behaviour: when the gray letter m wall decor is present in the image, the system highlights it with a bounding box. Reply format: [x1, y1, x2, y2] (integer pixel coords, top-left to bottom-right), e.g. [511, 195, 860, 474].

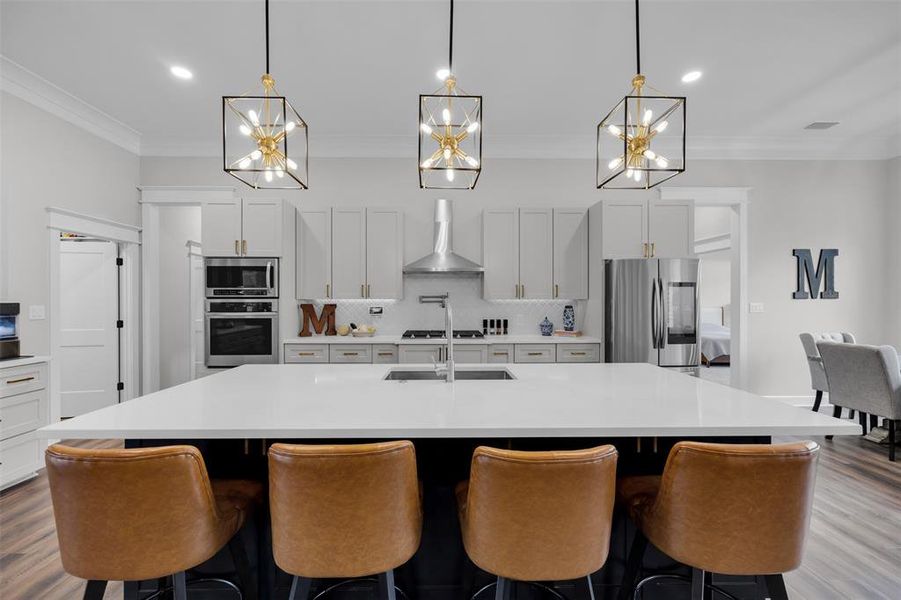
[793, 249, 839, 299]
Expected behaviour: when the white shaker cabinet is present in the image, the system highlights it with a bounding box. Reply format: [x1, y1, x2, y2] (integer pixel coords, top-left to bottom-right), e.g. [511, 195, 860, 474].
[601, 199, 648, 259]
[202, 198, 284, 257]
[331, 208, 367, 299]
[365, 208, 404, 300]
[398, 345, 443, 364]
[201, 199, 243, 257]
[453, 345, 488, 364]
[601, 199, 693, 259]
[482, 209, 520, 300]
[296, 208, 332, 299]
[242, 199, 284, 257]
[553, 208, 589, 300]
[647, 199, 694, 258]
[518, 209, 554, 299]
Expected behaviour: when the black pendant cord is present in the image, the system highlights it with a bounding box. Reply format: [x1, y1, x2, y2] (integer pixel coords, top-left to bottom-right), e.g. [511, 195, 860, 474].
[265, 0, 270, 74]
[448, 0, 454, 73]
[634, 0, 641, 75]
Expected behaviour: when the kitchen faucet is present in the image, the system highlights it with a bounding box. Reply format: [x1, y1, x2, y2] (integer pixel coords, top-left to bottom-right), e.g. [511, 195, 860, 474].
[419, 294, 454, 382]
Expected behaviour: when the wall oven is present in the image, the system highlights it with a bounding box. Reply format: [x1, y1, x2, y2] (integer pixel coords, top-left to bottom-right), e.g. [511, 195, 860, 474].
[205, 300, 279, 367]
[205, 258, 278, 298]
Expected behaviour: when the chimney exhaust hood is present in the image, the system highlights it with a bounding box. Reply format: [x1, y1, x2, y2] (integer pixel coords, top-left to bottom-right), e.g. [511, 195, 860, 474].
[404, 199, 483, 274]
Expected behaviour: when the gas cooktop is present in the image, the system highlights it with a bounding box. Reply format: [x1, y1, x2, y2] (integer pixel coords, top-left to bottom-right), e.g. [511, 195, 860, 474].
[401, 330, 485, 339]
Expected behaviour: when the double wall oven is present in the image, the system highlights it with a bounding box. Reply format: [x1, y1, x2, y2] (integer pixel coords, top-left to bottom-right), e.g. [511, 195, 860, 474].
[205, 258, 279, 367]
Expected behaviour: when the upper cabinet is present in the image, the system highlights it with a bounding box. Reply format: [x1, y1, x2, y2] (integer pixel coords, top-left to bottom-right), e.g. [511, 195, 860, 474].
[601, 198, 693, 259]
[482, 207, 588, 300]
[296, 207, 403, 300]
[201, 198, 284, 257]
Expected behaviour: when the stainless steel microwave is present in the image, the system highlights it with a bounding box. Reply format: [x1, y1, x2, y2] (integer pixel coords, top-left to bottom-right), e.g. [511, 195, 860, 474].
[205, 258, 278, 299]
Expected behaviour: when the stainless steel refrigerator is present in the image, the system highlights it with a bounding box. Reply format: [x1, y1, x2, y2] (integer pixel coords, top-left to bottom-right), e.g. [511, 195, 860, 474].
[605, 258, 701, 375]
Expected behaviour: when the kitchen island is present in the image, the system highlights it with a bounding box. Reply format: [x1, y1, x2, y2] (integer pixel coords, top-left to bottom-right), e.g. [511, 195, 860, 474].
[39, 363, 858, 600]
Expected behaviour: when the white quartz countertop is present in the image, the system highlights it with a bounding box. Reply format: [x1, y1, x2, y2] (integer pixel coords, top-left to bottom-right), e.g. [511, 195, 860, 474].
[39, 363, 859, 440]
[284, 335, 602, 345]
[0, 355, 50, 369]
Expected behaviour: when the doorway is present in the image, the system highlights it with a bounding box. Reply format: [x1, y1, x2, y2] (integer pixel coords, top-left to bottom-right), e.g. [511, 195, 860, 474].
[694, 208, 734, 386]
[57, 234, 121, 417]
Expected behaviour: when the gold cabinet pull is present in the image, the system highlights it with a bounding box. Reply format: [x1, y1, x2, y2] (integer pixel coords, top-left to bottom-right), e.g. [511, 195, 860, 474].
[642, 242, 648, 258]
[527, 352, 543, 356]
[366, 284, 371, 298]
[492, 352, 508, 356]
[6, 376, 35, 384]
[326, 283, 331, 298]
[235, 240, 240, 255]
[361, 284, 365, 298]
[297, 352, 315, 357]
[521, 284, 525, 298]
[554, 284, 559, 298]
[570, 352, 587, 356]
[377, 352, 393, 357]
[242, 240, 248, 255]
[650, 242, 656, 257]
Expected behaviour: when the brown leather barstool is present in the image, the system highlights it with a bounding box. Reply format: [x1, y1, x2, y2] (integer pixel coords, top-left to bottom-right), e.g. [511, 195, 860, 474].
[456, 445, 618, 600]
[617, 441, 819, 600]
[45, 444, 262, 600]
[268, 441, 422, 600]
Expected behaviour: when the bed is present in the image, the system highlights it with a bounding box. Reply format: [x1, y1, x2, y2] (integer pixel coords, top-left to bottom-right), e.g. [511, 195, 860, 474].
[700, 306, 731, 366]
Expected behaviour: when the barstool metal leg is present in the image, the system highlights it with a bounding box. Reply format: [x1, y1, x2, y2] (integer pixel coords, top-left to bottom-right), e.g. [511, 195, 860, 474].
[618, 530, 649, 600]
[83, 580, 107, 600]
[288, 576, 312, 600]
[889, 420, 896, 462]
[811, 390, 822, 412]
[173, 571, 187, 600]
[586, 574, 596, 600]
[495, 576, 511, 600]
[228, 531, 258, 600]
[763, 574, 789, 600]
[378, 570, 396, 600]
[690, 569, 705, 600]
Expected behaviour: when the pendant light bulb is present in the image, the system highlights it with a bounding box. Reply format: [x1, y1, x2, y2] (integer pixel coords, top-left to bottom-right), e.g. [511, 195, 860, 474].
[446, 169, 455, 182]
[421, 123, 433, 135]
[285, 121, 296, 133]
[286, 158, 298, 171]
[250, 150, 262, 160]
[608, 157, 624, 170]
[653, 120, 668, 134]
[466, 121, 479, 134]
[239, 124, 252, 136]
[276, 169, 284, 178]
[443, 147, 452, 160]
[442, 108, 451, 125]
[642, 109, 653, 126]
[421, 158, 435, 169]
[248, 110, 260, 127]
[465, 156, 479, 167]
[633, 170, 642, 182]
[238, 158, 252, 169]
[607, 125, 622, 137]
[643, 150, 656, 160]
[656, 156, 669, 168]
[264, 169, 273, 183]
[625, 169, 634, 178]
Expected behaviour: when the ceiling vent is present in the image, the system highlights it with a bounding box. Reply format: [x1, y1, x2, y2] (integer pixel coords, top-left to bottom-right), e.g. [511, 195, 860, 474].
[804, 122, 840, 130]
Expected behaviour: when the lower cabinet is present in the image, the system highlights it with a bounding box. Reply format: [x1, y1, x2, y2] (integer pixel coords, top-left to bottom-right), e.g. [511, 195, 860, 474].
[453, 345, 488, 364]
[283, 342, 600, 365]
[514, 344, 557, 363]
[1, 360, 49, 491]
[329, 345, 373, 364]
[372, 345, 399, 364]
[557, 344, 601, 363]
[284, 344, 329, 364]
[488, 344, 514, 363]
[398, 345, 442, 364]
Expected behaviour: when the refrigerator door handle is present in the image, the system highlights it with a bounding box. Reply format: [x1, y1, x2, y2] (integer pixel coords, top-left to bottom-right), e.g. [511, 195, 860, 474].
[651, 278, 659, 349]
[657, 278, 667, 349]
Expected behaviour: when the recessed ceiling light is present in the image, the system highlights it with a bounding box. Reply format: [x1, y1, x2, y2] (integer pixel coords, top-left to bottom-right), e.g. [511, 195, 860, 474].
[170, 65, 193, 80]
[681, 70, 702, 83]
[804, 122, 840, 130]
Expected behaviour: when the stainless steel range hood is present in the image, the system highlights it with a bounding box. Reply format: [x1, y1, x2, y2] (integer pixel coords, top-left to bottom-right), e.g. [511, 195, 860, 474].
[404, 199, 484, 274]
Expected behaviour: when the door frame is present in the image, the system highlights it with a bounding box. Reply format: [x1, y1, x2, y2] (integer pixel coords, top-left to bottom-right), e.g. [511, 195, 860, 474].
[47, 207, 141, 424]
[658, 187, 751, 390]
[186, 240, 203, 381]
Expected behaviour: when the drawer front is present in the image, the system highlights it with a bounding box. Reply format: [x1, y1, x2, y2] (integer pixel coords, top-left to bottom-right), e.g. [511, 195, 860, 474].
[454, 345, 488, 364]
[284, 344, 329, 363]
[398, 345, 442, 364]
[372, 345, 398, 364]
[1, 363, 49, 399]
[0, 433, 41, 490]
[557, 344, 601, 363]
[329, 345, 373, 364]
[1, 390, 48, 441]
[514, 344, 556, 363]
[488, 344, 514, 364]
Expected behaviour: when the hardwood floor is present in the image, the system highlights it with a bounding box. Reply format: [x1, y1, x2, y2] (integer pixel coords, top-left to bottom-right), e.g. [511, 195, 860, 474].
[1, 435, 898, 599]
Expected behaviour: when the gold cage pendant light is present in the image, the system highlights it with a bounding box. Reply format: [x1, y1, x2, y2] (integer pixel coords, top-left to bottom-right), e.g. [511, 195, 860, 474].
[418, 0, 482, 190]
[597, 0, 685, 190]
[223, 0, 309, 190]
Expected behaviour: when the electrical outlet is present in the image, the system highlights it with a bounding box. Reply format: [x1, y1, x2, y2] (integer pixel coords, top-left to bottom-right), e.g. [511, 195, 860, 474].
[749, 302, 765, 314]
[28, 305, 46, 320]
[369, 306, 383, 317]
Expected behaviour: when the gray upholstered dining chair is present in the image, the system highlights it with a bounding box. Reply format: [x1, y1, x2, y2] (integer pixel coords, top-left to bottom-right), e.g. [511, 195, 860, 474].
[817, 341, 900, 461]
[800, 332, 855, 413]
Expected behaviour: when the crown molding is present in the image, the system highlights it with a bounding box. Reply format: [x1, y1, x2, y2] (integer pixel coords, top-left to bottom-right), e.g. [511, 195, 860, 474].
[141, 133, 901, 161]
[1, 56, 142, 155]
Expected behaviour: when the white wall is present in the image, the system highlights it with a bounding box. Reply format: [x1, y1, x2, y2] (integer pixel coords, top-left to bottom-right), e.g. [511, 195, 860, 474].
[157, 206, 200, 388]
[0, 93, 140, 355]
[699, 250, 731, 314]
[887, 157, 901, 350]
[140, 155, 896, 398]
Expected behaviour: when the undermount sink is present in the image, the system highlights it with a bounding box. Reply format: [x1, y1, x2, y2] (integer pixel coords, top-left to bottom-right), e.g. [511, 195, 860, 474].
[384, 369, 515, 381]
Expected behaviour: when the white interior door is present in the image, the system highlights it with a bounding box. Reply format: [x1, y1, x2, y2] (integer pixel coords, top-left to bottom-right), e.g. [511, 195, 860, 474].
[59, 240, 119, 417]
